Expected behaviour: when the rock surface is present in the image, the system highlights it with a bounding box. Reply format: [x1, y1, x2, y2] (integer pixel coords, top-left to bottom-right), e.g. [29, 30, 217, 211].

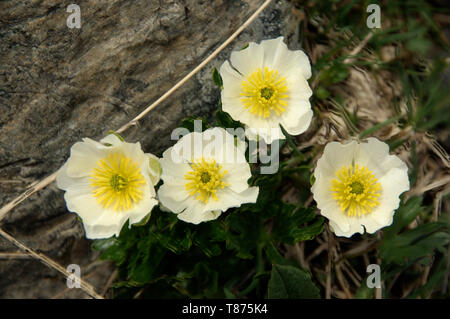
[0, 0, 296, 298]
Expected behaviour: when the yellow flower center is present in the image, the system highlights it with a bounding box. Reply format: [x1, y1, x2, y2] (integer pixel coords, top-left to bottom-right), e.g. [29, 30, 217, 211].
[331, 164, 381, 217]
[184, 158, 229, 204]
[90, 153, 146, 212]
[240, 67, 289, 118]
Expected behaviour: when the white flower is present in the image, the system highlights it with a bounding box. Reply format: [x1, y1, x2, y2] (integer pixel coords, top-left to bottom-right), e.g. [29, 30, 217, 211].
[56, 133, 161, 239]
[219, 36, 313, 144]
[311, 137, 410, 238]
[157, 127, 259, 224]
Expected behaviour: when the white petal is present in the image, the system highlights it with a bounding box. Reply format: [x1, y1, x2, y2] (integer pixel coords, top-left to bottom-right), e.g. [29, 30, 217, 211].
[66, 139, 108, 178]
[315, 140, 358, 177]
[158, 183, 190, 202]
[370, 167, 409, 226]
[176, 198, 212, 224]
[220, 60, 244, 98]
[221, 94, 248, 123]
[84, 222, 125, 239]
[221, 162, 252, 193]
[171, 131, 205, 162]
[202, 127, 247, 165]
[118, 141, 147, 165]
[229, 42, 264, 76]
[159, 153, 192, 185]
[83, 207, 134, 239]
[286, 72, 313, 100]
[279, 100, 313, 136]
[56, 162, 74, 191]
[157, 185, 191, 214]
[100, 133, 123, 146]
[260, 37, 311, 79]
[312, 177, 352, 234]
[205, 187, 259, 212]
[356, 137, 409, 180]
[64, 191, 108, 226]
[128, 198, 158, 225]
[330, 219, 364, 238]
[146, 153, 162, 185]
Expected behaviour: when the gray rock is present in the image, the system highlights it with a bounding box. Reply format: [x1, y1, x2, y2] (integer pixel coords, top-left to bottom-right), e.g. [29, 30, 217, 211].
[0, 0, 294, 298]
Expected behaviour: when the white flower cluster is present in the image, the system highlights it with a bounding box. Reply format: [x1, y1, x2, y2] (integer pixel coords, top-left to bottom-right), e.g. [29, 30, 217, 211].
[56, 37, 409, 239]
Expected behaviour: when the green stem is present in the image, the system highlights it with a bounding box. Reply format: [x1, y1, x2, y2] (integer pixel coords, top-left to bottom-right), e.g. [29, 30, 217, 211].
[237, 244, 264, 298]
[280, 125, 302, 157]
[256, 242, 264, 274]
[237, 217, 267, 298]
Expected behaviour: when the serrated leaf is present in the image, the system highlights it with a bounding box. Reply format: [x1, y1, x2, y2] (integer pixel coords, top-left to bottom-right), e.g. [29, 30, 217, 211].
[291, 217, 324, 242]
[273, 205, 323, 244]
[268, 264, 320, 299]
[225, 208, 262, 259]
[264, 241, 296, 266]
[380, 220, 450, 265]
[128, 238, 166, 284]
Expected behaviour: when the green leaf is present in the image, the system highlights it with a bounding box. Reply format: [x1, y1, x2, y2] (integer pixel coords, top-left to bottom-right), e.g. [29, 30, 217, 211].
[91, 237, 118, 252]
[225, 208, 262, 259]
[315, 86, 330, 100]
[264, 242, 296, 267]
[273, 205, 324, 244]
[380, 220, 450, 265]
[358, 115, 402, 139]
[383, 196, 423, 238]
[268, 264, 320, 299]
[128, 237, 166, 284]
[252, 173, 283, 214]
[215, 110, 243, 129]
[354, 279, 374, 299]
[406, 38, 432, 55]
[279, 125, 302, 157]
[407, 258, 450, 298]
[132, 212, 152, 227]
[291, 218, 325, 242]
[98, 239, 128, 265]
[319, 63, 349, 86]
[211, 67, 223, 89]
[310, 173, 316, 186]
[106, 130, 125, 142]
[240, 43, 249, 50]
[180, 116, 210, 133]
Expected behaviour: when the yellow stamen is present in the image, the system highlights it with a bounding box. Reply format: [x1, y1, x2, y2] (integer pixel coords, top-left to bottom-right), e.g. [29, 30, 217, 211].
[90, 153, 146, 212]
[240, 67, 289, 118]
[184, 158, 229, 204]
[331, 164, 381, 217]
